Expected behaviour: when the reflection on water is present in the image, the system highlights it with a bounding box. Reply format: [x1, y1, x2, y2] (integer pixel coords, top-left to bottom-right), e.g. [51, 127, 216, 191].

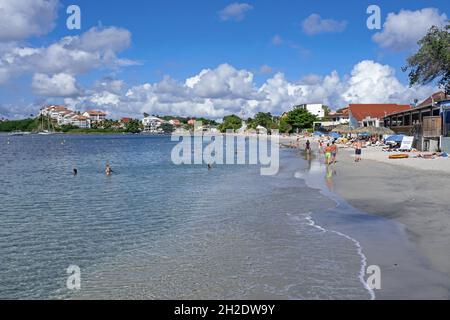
[324, 164, 338, 192]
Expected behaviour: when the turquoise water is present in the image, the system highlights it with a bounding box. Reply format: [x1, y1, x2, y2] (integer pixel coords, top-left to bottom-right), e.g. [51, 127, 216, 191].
[0, 134, 373, 299]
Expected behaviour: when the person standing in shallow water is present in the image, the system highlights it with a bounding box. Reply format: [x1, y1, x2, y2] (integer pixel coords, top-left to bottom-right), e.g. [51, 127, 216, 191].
[305, 140, 311, 154]
[330, 141, 338, 164]
[324, 143, 332, 165]
[73, 168, 78, 176]
[354, 139, 363, 162]
[105, 163, 113, 176]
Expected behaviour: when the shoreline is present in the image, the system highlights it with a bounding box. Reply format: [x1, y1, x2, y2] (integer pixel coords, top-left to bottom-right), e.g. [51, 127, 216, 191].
[288, 138, 450, 298]
[324, 146, 450, 297]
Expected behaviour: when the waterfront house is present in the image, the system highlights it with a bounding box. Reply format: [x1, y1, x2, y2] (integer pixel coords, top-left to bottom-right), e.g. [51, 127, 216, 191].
[383, 92, 450, 152]
[57, 111, 76, 125]
[142, 116, 165, 133]
[83, 110, 107, 123]
[40, 105, 68, 118]
[119, 118, 132, 129]
[169, 119, 182, 127]
[347, 104, 411, 128]
[70, 115, 91, 129]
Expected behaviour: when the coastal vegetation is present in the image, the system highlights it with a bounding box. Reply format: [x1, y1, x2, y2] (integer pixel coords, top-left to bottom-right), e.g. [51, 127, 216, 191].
[403, 22, 450, 94]
[1, 106, 319, 134]
[0, 118, 39, 132]
[0, 116, 143, 134]
[217, 107, 318, 134]
[280, 107, 318, 133]
[219, 115, 243, 132]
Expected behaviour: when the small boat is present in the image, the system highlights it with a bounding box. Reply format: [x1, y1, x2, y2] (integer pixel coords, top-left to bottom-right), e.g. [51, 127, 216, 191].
[389, 154, 409, 159]
[37, 130, 53, 135]
[8, 130, 26, 136]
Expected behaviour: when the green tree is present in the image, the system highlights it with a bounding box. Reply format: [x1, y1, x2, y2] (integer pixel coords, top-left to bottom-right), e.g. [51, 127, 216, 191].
[125, 119, 141, 133]
[0, 118, 37, 132]
[160, 122, 175, 133]
[60, 124, 80, 132]
[403, 23, 450, 94]
[285, 107, 317, 132]
[278, 118, 292, 133]
[246, 117, 256, 130]
[322, 105, 331, 117]
[254, 112, 274, 132]
[219, 115, 242, 132]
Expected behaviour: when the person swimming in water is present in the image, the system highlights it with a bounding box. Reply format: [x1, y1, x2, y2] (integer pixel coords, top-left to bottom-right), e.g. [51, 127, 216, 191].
[105, 163, 113, 176]
[73, 168, 78, 176]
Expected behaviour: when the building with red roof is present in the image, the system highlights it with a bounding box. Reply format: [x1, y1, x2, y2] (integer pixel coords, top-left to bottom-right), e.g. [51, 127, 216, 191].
[348, 104, 411, 128]
[83, 110, 107, 122]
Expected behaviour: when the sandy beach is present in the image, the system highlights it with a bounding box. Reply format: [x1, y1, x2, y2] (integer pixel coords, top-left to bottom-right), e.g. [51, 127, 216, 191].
[330, 144, 450, 285]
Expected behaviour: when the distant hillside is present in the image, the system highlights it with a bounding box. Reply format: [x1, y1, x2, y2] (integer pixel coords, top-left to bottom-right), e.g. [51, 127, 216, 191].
[0, 118, 40, 132]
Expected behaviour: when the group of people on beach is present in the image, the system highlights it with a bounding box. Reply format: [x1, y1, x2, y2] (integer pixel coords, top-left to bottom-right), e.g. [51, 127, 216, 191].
[305, 137, 363, 164]
[312, 139, 338, 165]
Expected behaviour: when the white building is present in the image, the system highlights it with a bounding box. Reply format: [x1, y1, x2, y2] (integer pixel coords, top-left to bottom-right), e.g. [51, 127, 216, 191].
[70, 115, 90, 128]
[57, 111, 76, 125]
[57, 112, 91, 128]
[40, 106, 71, 120]
[83, 110, 107, 122]
[297, 104, 326, 119]
[142, 116, 165, 132]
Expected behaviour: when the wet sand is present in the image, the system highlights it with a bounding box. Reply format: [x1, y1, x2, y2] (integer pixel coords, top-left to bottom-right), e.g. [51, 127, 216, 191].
[332, 147, 450, 297]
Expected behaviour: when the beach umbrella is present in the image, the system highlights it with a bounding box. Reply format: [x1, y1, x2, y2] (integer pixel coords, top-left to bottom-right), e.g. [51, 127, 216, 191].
[385, 134, 405, 142]
[329, 132, 341, 139]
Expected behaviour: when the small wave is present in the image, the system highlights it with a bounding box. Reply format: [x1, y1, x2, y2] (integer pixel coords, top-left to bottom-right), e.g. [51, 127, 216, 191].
[303, 212, 376, 300]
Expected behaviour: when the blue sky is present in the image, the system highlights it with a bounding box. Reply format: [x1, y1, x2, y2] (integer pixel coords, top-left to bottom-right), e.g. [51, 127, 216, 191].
[0, 0, 449, 119]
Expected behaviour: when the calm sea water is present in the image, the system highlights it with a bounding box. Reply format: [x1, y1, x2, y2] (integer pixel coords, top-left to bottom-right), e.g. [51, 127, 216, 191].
[0, 134, 373, 299]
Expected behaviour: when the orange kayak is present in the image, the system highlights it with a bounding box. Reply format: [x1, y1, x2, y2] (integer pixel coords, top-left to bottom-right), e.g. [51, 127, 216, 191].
[389, 154, 409, 159]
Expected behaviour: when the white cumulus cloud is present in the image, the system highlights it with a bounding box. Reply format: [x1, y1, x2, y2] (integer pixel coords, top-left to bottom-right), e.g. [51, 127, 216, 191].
[0, 0, 59, 41]
[32, 73, 80, 97]
[302, 14, 347, 35]
[63, 61, 435, 120]
[373, 8, 448, 51]
[219, 3, 253, 21]
[0, 26, 137, 85]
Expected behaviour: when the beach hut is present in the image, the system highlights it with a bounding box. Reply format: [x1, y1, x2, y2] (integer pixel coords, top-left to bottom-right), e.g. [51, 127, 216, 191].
[354, 126, 394, 136]
[332, 124, 353, 134]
